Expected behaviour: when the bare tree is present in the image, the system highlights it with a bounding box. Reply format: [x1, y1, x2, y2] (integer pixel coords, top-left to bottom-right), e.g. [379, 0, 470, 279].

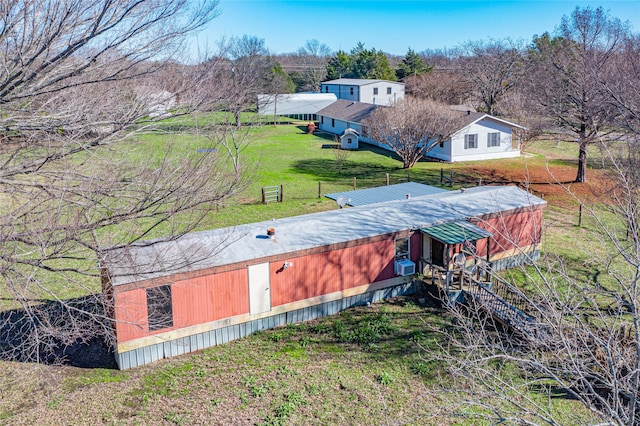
[0, 0, 253, 364]
[217, 35, 273, 128]
[293, 40, 330, 92]
[501, 91, 549, 153]
[527, 6, 628, 183]
[405, 70, 470, 105]
[428, 145, 640, 424]
[363, 98, 461, 168]
[601, 34, 640, 137]
[457, 39, 525, 116]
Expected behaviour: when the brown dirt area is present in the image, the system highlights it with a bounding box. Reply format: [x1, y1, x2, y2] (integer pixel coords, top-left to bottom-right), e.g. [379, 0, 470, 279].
[457, 162, 611, 209]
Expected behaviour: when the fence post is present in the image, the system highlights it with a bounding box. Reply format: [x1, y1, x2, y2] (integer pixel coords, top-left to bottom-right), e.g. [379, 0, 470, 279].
[407, 171, 411, 182]
[449, 171, 453, 187]
[440, 168, 443, 185]
[318, 181, 321, 198]
[385, 173, 389, 186]
[578, 204, 582, 227]
[261, 187, 266, 204]
[353, 177, 357, 190]
[279, 184, 283, 202]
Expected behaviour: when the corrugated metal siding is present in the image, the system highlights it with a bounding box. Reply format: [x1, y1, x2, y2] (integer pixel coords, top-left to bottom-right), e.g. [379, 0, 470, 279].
[114, 281, 419, 369]
[270, 239, 395, 306]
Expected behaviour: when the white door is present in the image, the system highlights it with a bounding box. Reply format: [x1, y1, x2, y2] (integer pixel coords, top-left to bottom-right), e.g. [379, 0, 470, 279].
[422, 236, 431, 262]
[248, 263, 271, 315]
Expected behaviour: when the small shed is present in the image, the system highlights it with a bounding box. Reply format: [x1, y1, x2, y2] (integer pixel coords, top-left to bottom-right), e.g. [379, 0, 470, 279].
[340, 128, 360, 149]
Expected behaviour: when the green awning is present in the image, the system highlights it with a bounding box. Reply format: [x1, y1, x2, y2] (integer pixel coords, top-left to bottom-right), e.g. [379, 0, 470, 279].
[420, 221, 492, 244]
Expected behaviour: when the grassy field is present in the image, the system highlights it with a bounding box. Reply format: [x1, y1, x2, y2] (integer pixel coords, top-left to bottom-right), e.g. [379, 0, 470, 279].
[0, 122, 614, 424]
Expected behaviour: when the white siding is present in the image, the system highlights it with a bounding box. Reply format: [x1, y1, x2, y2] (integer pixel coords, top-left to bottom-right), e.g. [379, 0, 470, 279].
[448, 118, 520, 162]
[318, 116, 363, 136]
[359, 82, 404, 106]
[321, 81, 404, 106]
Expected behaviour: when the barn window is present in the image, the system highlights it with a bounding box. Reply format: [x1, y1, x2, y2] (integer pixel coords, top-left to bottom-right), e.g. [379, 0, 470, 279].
[324, 86, 328, 93]
[464, 134, 478, 149]
[439, 140, 444, 148]
[347, 138, 352, 144]
[350, 87, 354, 95]
[321, 116, 324, 124]
[395, 237, 410, 261]
[331, 118, 335, 127]
[487, 132, 500, 147]
[387, 87, 392, 94]
[146, 285, 173, 331]
[373, 88, 378, 95]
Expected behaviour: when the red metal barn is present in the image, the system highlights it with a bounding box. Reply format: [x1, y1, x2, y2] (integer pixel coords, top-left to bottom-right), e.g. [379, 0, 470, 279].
[102, 185, 545, 369]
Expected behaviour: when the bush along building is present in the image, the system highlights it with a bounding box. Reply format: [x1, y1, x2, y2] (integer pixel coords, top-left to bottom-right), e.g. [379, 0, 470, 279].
[101, 184, 545, 369]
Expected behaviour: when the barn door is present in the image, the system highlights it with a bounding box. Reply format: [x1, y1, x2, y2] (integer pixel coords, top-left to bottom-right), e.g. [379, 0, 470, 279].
[248, 263, 271, 315]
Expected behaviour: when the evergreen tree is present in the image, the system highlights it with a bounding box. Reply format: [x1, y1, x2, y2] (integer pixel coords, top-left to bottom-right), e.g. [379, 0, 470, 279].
[396, 48, 431, 79]
[326, 50, 351, 79]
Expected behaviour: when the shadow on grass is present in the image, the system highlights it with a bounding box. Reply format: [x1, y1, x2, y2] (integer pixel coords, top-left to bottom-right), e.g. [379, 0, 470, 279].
[291, 157, 444, 186]
[0, 295, 117, 369]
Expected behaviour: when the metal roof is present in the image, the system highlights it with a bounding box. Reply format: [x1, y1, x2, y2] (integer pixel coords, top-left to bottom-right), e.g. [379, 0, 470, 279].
[257, 93, 337, 115]
[103, 185, 545, 286]
[420, 221, 493, 244]
[325, 182, 447, 207]
[322, 79, 400, 86]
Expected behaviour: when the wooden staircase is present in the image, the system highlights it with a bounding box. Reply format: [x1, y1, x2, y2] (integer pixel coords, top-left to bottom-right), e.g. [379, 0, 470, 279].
[424, 263, 542, 340]
[464, 281, 539, 339]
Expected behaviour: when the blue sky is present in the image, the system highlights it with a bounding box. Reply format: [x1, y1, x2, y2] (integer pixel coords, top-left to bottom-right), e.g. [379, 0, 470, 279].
[193, 0, 639, 55]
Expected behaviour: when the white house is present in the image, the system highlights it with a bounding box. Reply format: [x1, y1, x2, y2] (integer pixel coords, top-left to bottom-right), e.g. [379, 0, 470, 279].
[317, 99, 378, 136]
[318, 102, 525, 163]
[425, 112, 525, 162]
[321, 79, 404, 106]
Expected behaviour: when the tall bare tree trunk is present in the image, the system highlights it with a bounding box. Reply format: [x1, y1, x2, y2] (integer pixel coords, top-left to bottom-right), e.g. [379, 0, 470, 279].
[576, 139, 588, 182]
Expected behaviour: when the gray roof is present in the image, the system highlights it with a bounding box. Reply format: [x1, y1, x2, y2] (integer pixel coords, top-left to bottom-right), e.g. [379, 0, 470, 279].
[103, 185, 545, 286]
[317, 100, 379, 122]
[325, 182, 446, 207]
[456, 111, 527, 131]
[322, 79, 400, 86]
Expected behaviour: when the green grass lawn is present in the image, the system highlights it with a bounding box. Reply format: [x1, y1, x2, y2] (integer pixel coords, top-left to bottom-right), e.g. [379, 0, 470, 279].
[0, 121, 621, 424]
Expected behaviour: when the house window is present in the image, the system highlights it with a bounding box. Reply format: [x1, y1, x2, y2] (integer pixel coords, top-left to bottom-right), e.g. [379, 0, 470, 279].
[331, 118, 335, 127]
[373, 88, 378, 95]
[387, 87, 392, 95]
[487, 132, 500, 147]
[395, 237, 410, 261]
[464, 134, 478, 149]
[347, 138, 352, 144]
[350, 87, 354, 95]
[146, 285, 173, 331]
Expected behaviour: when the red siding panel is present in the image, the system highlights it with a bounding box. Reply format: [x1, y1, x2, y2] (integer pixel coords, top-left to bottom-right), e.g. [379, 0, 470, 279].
[114, 289, 148, 342]
[172, 269, 249, 327]
[212, 269, 249, 320]
[270, 239, 396, 306]
[476, 209, 543, 256]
